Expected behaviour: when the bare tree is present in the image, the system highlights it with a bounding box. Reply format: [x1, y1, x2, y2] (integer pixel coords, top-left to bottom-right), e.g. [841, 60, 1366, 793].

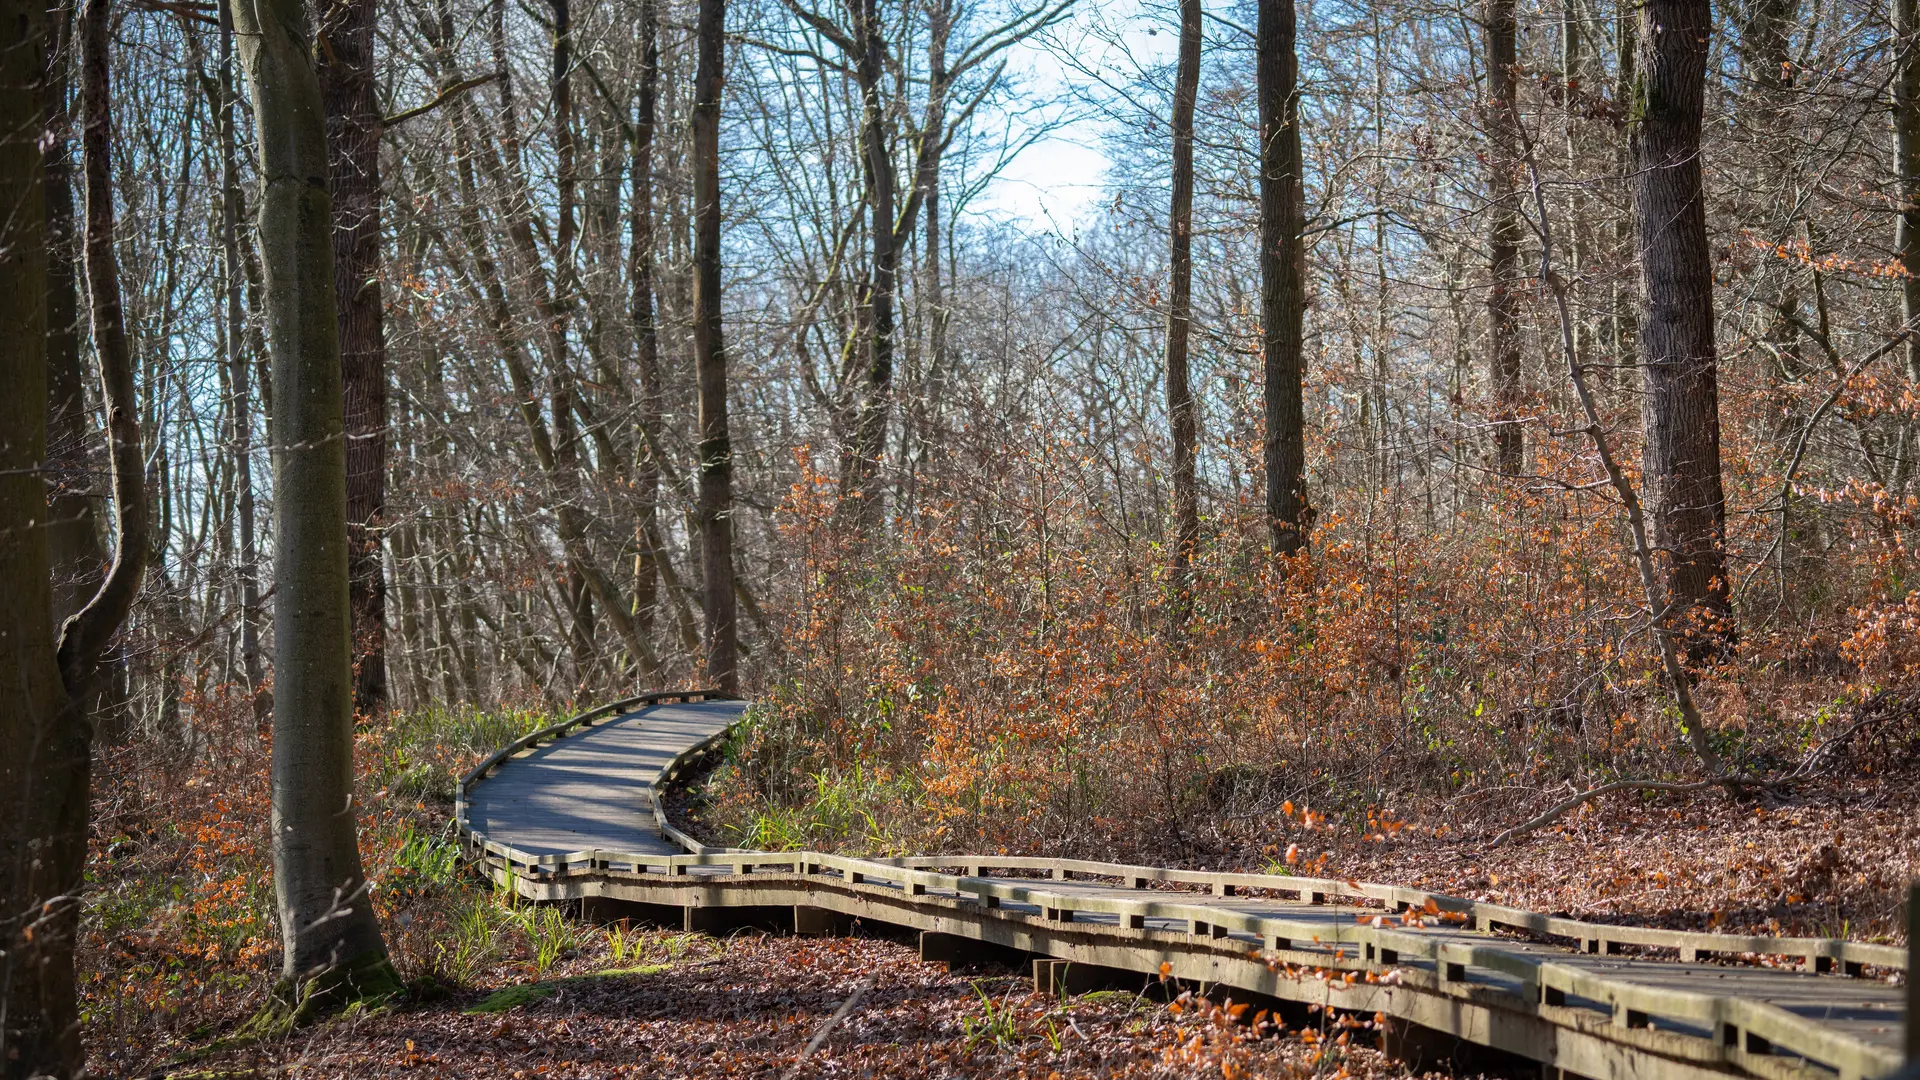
[1261, 0, 1309, 555]
[319, 0, 390, 717]
[1, 5, 73, 1072]
[231, 0, 398, 1007]
[1, 0, 151, 1067]
[1897, 0, 1920, 381]
[1165, 0, 1201, 614]
[694, 0, 739, 691]
[1632, 0, 1733, 658]
[1485, 0, 1523, 474]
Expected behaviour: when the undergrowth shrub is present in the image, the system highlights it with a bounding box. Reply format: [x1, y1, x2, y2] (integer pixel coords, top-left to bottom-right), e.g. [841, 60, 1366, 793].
[81, 693, 562, 1073]
[702, 432, 1920, 860]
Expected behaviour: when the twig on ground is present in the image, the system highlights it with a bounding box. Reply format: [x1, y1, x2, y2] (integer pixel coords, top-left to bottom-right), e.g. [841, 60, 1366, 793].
[781, 975, 875, 1080]
[1489, 780, 1719, 847]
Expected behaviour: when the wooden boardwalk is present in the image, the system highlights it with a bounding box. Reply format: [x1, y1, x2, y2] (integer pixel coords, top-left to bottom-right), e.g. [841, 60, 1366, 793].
[457, 691, 1915, 1080]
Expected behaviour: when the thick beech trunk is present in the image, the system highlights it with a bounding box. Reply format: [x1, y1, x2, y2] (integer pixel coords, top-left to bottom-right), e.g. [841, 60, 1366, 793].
[319, 0, 389, 717]
[1260, 0, 1309, 555]
[1632, 0, 1734, 657]
[1166, 0, 1201, 614]
[693, 0, 738, 691]
[231, 0, 396, 1002]
[1, 5, 78, 1074]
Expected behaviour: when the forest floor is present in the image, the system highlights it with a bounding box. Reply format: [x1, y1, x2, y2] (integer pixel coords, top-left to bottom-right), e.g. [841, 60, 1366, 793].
[86, 701, 1915, 1079]
[142, 774, 1916, 1080]
[1223, 774, 1920, 944]
[172, 929, 1433, 1080]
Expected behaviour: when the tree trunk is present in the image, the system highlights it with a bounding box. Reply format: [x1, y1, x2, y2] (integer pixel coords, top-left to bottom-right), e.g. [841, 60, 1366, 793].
[1487, 0, 1524, 474]
[319, 0, 389, 719]
[1609, 0, 1638, 393]
[692, 0, 738, 692]
[43, 0, 105, 635]
[922, 0, 949, 442]
[0, 3, 80, 1073]
[843, 0, 898, 527]
[1166, 0, 1201, 616]
[631, 0, 665, 671]
[2, 0, 153, 1066]
[1260, 0, 1310, 555]
[231, 0, 397, 1004]
[549, 0, 595, 681]
[1632, 0, 1734, 658]
[220, 0, 264, 709]
[1897, 0, 1920, 377]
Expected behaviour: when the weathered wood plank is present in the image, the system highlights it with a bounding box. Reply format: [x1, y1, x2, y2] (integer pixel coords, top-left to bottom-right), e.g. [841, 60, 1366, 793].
[456, 692, 1912, 1080]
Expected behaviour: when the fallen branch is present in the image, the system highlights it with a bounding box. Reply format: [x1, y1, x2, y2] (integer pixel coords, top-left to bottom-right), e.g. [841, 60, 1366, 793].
[1489, 780, 1720, 847]
[781, 976, 874, 1080]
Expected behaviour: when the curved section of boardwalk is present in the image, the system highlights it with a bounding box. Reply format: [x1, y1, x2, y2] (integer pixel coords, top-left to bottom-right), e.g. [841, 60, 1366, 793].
[462, 698, 743, 857]
[458, 691, 1913, 1080]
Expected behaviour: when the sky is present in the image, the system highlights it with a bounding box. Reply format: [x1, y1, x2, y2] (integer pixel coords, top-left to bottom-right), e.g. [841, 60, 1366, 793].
[967, 0, 1183, 229]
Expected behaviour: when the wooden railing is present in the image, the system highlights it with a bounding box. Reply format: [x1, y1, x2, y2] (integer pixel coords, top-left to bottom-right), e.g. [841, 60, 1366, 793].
[454, 693, 1915, 1080]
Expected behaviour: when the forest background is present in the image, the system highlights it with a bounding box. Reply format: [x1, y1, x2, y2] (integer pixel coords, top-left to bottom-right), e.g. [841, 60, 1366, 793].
[2, 0, 1920, 1067]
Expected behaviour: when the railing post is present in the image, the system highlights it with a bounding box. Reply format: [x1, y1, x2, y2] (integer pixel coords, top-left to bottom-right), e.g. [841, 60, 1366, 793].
[1906, 882, 1917, 1066]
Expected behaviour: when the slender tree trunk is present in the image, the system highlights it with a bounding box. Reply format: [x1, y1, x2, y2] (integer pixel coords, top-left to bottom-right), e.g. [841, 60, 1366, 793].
[1166, 0, 1201, 616]
[549, 0, 595, 679]
[319, 0, 389, 718]
[231, 0, 397, 1004]
[1897, 0, 1920, 378]
[1487, 0, 1524, 474]
[1609, 0, 1637, 393]
[631, 0, 665, 670]
[440, 81, 662, 678]
[0, 4, 78, 1072]
[923, 0, 949, 435]
[1632, 0, 1734, 658]
[219, 0, 264, 709]
[43, 0, 105, 634]
[1260, 0, 1310, 555]
[692, 0, 738, 692]
[843, 0, 898, 527]
[70, 0, 151, 685]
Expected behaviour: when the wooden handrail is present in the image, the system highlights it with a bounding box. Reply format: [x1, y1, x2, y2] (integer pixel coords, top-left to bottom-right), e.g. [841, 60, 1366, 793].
[455, 693, 1913, 1080]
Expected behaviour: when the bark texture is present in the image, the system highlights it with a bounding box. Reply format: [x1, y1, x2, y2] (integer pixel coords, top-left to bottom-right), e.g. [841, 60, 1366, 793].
[0, 5, 80, 1074]
[43, 0, 104, 633]
[1260, 0, 1310, 555]
[1166, 0, 1201, 613]
[319, 0, 389, 717]
[1632, 0, 1733, 657]
[231, 0, 396, 1000]
[843, 0, 899, 526]
[631, 0, 665, 663]
[219, 0, 263, 703]
[1486, 0, 1524, 474]
[693, 0, 739, 691]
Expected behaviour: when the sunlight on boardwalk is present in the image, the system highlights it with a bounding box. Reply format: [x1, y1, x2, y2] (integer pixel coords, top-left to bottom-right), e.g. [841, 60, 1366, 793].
[464, 699, 744, 857]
